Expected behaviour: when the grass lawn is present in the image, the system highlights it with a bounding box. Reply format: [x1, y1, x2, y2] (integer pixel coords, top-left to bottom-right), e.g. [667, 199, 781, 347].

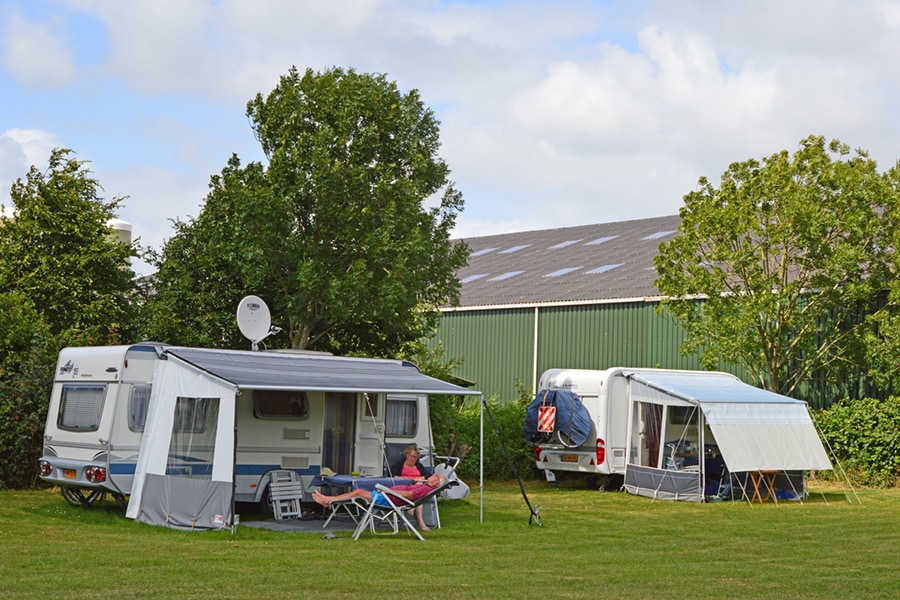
[0, 480, 896, 599]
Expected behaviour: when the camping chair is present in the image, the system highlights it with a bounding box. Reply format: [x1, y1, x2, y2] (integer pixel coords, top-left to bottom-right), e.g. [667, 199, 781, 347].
[431, 455, 469, 501]
[352, 479, 458, 541]
[268, 470, 305, 520]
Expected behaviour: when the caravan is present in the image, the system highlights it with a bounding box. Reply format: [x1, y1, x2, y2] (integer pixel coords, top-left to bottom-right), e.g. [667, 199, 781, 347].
[39, 343, 478, 526]
[524, 368, 833, 501]
[524, 368, 632, 489]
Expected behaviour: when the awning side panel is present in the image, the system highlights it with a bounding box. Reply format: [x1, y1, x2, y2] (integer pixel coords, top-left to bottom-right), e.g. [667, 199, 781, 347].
[126, 356, 237, 529]
[136, 475, 233, 530]
[709, 423, 833, 472]
[623, 464, 704, 503]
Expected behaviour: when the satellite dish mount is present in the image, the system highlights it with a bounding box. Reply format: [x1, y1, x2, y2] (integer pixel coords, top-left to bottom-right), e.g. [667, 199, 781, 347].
[236, 295, 281, 351]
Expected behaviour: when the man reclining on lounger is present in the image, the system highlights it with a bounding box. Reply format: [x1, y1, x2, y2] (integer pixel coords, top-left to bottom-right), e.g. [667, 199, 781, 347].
[312, 473, 447, 531]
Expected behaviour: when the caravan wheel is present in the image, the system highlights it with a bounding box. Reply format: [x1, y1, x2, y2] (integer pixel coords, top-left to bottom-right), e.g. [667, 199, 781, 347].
[60, 487, 104, 508]
[112, 493, 128, 513]
[259, 486, 275, 516]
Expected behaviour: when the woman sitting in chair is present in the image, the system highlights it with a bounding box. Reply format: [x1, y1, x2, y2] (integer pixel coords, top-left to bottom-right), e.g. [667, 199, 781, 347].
[312, 474, 447, 531]
[391, 444, 428, 479]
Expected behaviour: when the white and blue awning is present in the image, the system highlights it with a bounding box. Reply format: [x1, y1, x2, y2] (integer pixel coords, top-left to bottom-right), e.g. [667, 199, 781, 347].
[627, 370, 832, 472]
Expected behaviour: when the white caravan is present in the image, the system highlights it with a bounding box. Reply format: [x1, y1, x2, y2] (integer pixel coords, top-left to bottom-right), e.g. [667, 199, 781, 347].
[39, 343, 472, 512]
[528, 368, 632, 489]
[527, 367, 832, 501]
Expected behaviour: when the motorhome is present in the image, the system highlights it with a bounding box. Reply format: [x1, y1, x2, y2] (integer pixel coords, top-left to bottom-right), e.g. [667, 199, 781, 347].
[525, 367, 832, 501]
[39, 343, 472, 514]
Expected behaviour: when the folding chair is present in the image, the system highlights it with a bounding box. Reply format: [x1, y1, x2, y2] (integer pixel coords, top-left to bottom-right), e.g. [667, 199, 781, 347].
[352, 478, 458, 541]
[269, 470, 304, 520]
[431, 455, 469, 501]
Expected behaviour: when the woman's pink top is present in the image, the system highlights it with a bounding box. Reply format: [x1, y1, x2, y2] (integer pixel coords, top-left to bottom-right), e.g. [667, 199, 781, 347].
[400, 464, 421, 478]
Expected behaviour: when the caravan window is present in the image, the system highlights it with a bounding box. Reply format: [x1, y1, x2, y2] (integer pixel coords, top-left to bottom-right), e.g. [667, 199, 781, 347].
[385, 395, 417, 437]
[129, 385, 152, 431]
[668, 406, 697, 426]
[253, 391, 309, 419]
[58, 385, 107, 432]
[173, 397, 211, 433]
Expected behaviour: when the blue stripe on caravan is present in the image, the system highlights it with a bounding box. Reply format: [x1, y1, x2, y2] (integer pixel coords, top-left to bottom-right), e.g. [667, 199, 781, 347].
[234, 464, 319, 477]
[110, 462, 322, 477]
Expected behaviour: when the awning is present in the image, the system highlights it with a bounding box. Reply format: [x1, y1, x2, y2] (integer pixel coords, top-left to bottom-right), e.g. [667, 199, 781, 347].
[163, 346, 481, 396]
[627, 371, 832, 473]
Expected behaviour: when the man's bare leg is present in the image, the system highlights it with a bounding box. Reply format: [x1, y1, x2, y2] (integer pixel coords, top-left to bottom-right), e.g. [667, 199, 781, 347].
[311, 488, 371, 507]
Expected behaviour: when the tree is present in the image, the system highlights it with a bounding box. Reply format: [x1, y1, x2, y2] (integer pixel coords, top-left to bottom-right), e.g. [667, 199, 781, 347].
[864, 160, 900, 388]
[0, 148, 136, 488]
[654, 136, 896, 396]
[0, 148, 137, 344]
[0, 292, 55, 488]
[142, 67, 468, 356]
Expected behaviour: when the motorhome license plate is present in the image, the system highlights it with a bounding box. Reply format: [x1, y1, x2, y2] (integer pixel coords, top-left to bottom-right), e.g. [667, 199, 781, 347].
[560, 454, 579, 463]
[64, 469, 76, 479]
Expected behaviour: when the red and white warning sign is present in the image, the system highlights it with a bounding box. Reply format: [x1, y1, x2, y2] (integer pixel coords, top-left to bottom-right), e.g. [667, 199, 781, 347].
[537, 405, 556, 432]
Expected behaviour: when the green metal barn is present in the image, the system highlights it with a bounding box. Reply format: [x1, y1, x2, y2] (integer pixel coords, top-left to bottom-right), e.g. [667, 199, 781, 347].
[430, 215, 710, 403]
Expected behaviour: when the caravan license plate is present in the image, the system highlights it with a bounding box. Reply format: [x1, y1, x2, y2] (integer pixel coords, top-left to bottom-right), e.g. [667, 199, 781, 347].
[560, 454, 579, 463]
[64, 469, 76, 479]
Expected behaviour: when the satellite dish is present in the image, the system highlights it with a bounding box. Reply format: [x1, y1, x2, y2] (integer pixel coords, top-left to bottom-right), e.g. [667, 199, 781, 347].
[237, 295, 272, 350]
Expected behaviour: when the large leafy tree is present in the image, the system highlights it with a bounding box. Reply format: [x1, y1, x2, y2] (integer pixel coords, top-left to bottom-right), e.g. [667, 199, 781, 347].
[0, 148, 136, 488]
[654, 136, 896, 396]
[864, 161, 900, 388]
[142, 67, 468, 356]
[0, 148, 136, 344]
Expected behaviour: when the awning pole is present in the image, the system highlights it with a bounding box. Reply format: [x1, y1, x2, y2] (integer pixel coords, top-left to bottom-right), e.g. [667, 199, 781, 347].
[479, 393, 483, 523]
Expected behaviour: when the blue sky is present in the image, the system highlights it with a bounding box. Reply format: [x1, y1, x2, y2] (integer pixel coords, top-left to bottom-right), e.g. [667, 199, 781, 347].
[2, 0, 899, 275]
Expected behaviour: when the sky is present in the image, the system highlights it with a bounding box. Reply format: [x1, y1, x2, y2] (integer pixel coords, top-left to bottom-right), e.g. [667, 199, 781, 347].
[2, 0, 899, 275]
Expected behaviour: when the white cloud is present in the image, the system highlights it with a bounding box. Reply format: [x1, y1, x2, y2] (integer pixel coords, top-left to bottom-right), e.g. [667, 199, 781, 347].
[5, 0, 900, 270]
[0, 7, 76, 89]
[98, 162, 211, 275]
[0, 128, 61, 205]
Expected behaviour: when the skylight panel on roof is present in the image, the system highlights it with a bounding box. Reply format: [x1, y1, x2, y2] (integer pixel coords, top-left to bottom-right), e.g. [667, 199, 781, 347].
[489, 271, 524, 281]
[585, 263, 623, 274]
[545, 267, 582, 277]
[499, 244, 531, 254]
[585, 236, 618, 245]
[470, 247, 499, 257]
[550, 239, 581, 249]
[641, 230, 677, 240]
[460, 274, 489, 283]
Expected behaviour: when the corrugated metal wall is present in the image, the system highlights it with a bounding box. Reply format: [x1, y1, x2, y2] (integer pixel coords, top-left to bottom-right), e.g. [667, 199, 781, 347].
[431, 301, 706, 402]
[431, 300, 884, 408]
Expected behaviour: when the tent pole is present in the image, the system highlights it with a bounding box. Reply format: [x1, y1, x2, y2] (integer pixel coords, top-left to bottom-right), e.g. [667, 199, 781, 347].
[698, 409, 705, 501]
[479, 393, 483, 523]
[231, 396, 238, 534]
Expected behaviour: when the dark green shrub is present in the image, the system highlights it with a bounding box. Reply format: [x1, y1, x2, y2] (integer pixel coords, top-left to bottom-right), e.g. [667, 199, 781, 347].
[428, 376, 540, 482]
[447, 396, 539, 482]
[814, 397, 900, 487]
[0, 337, 57, 489]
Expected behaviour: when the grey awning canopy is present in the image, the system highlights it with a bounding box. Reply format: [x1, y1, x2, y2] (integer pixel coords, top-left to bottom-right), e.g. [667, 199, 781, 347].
[163, 346, 480, 396]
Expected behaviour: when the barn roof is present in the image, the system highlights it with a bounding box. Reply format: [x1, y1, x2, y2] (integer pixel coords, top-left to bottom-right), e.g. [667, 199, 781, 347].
[452, 214, 681, 309]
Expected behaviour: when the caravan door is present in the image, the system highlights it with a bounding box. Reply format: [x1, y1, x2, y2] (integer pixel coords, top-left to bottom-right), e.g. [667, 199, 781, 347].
[323, 392, 356, 474]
